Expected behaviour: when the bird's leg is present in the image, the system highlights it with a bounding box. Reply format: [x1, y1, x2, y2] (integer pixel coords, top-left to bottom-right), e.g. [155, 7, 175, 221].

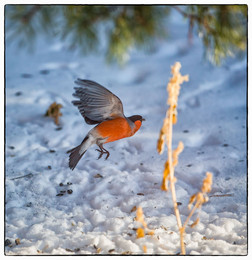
[101, 146, 110, 160]
[95, 147, 103, 160]
[96, 144, 110, 160]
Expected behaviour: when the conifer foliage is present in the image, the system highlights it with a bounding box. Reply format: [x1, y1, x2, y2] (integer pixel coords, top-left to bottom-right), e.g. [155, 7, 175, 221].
[5, 5, 247, 64]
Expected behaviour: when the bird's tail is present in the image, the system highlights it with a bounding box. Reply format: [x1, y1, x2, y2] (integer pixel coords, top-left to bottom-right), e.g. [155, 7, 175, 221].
[67, 136, 90, 170]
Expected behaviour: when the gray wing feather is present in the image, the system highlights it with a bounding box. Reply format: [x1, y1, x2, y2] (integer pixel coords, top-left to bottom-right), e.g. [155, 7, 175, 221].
[72, 79, 124, 124]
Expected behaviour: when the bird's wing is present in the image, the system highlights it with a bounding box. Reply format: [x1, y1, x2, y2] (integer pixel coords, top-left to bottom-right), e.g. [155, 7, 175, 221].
[72, 79, 124, 125]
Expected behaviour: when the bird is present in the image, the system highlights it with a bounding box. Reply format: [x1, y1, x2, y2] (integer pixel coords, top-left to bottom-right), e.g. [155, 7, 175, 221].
[67, 79, 145, 170]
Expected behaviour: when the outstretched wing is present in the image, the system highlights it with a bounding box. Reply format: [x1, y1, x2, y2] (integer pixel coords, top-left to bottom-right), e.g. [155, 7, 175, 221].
[72, 79, 124, 125]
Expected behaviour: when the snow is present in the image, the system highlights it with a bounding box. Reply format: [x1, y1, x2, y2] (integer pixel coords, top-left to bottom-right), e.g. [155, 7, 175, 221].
[5, 9, 247, 255]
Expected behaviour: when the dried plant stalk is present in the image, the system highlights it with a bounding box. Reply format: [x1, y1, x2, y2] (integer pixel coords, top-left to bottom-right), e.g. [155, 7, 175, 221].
[183, 172, 213, 230]
[157, 62, 189, 254]
[157, 62, 213, 255]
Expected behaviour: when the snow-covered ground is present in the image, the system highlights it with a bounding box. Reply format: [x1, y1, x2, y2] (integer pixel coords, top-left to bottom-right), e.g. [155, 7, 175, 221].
[5, 9, 247, 255]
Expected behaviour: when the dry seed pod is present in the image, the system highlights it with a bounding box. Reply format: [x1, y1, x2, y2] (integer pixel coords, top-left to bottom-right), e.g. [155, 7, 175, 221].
[147, 230, 155, 236]
[201, 172, 213, 193]
[136, 207, 147, 228]
[163, 161, 170, 178]
[136, 228, 145, 238]
[172, 141, 184, 167]
[161, 179, 168, 191]
[188, 194, 197, 209]
[172, 113, 177, 124]
[190, 217, 200, 228]
[196, 193, 204, 205]
[157, 133, 165, 154]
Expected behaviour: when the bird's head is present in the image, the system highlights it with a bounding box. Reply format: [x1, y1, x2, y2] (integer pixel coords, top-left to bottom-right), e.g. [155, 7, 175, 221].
[128, 115, 145, 133]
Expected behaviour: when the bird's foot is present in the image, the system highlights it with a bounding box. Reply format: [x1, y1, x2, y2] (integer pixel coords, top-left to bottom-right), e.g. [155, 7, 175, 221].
[95, 147, 110, 160]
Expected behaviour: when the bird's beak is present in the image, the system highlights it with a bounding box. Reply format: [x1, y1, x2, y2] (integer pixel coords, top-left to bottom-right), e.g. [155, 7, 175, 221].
[142, 118, 146, 121]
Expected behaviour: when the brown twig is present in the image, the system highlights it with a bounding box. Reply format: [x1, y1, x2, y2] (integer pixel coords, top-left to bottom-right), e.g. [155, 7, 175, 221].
[22, 5, 41, 24]
[172, 6, 216, 41]
[172, 6, 201, 22]
[209, 193, 233, 198]
[10, 173, 33, 180]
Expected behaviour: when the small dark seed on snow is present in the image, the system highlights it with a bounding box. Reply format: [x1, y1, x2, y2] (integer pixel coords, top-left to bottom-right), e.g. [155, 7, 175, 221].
[67, 182, 72, 185]
[130, 206, 137, 212]
[15, 91, 22, 96]
[94, 173, 103, 178]
[122, 251, 132, 255]
[59, 183, 64, 186]
[9, 146, 15, 150]
[48, 165, 52, 170]
[21, 73, 32, 78]
[55, 127, 62, 131]
[15, 238, 21, 245]
[40, 69, 50, 75]
[56, 193, 64, 196]
[137, 193, 144, 196]
[49, 149, 55, 153]
[65, 248, 74, 252]
[26, 202, 32, 207]
[60, 190, 66, 193]
[67, 189, 73, 194]
[5, 239, 12, 246]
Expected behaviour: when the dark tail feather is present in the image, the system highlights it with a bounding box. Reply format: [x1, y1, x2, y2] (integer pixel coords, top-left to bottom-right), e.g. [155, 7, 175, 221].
[67, 144, 86, 170]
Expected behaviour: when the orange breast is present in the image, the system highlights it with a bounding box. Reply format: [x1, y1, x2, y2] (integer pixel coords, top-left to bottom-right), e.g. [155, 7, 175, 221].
[95, 118, 133, 143]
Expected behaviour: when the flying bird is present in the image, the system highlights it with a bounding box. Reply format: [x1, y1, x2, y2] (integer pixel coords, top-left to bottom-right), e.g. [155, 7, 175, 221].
[67, 79, 145, 170]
